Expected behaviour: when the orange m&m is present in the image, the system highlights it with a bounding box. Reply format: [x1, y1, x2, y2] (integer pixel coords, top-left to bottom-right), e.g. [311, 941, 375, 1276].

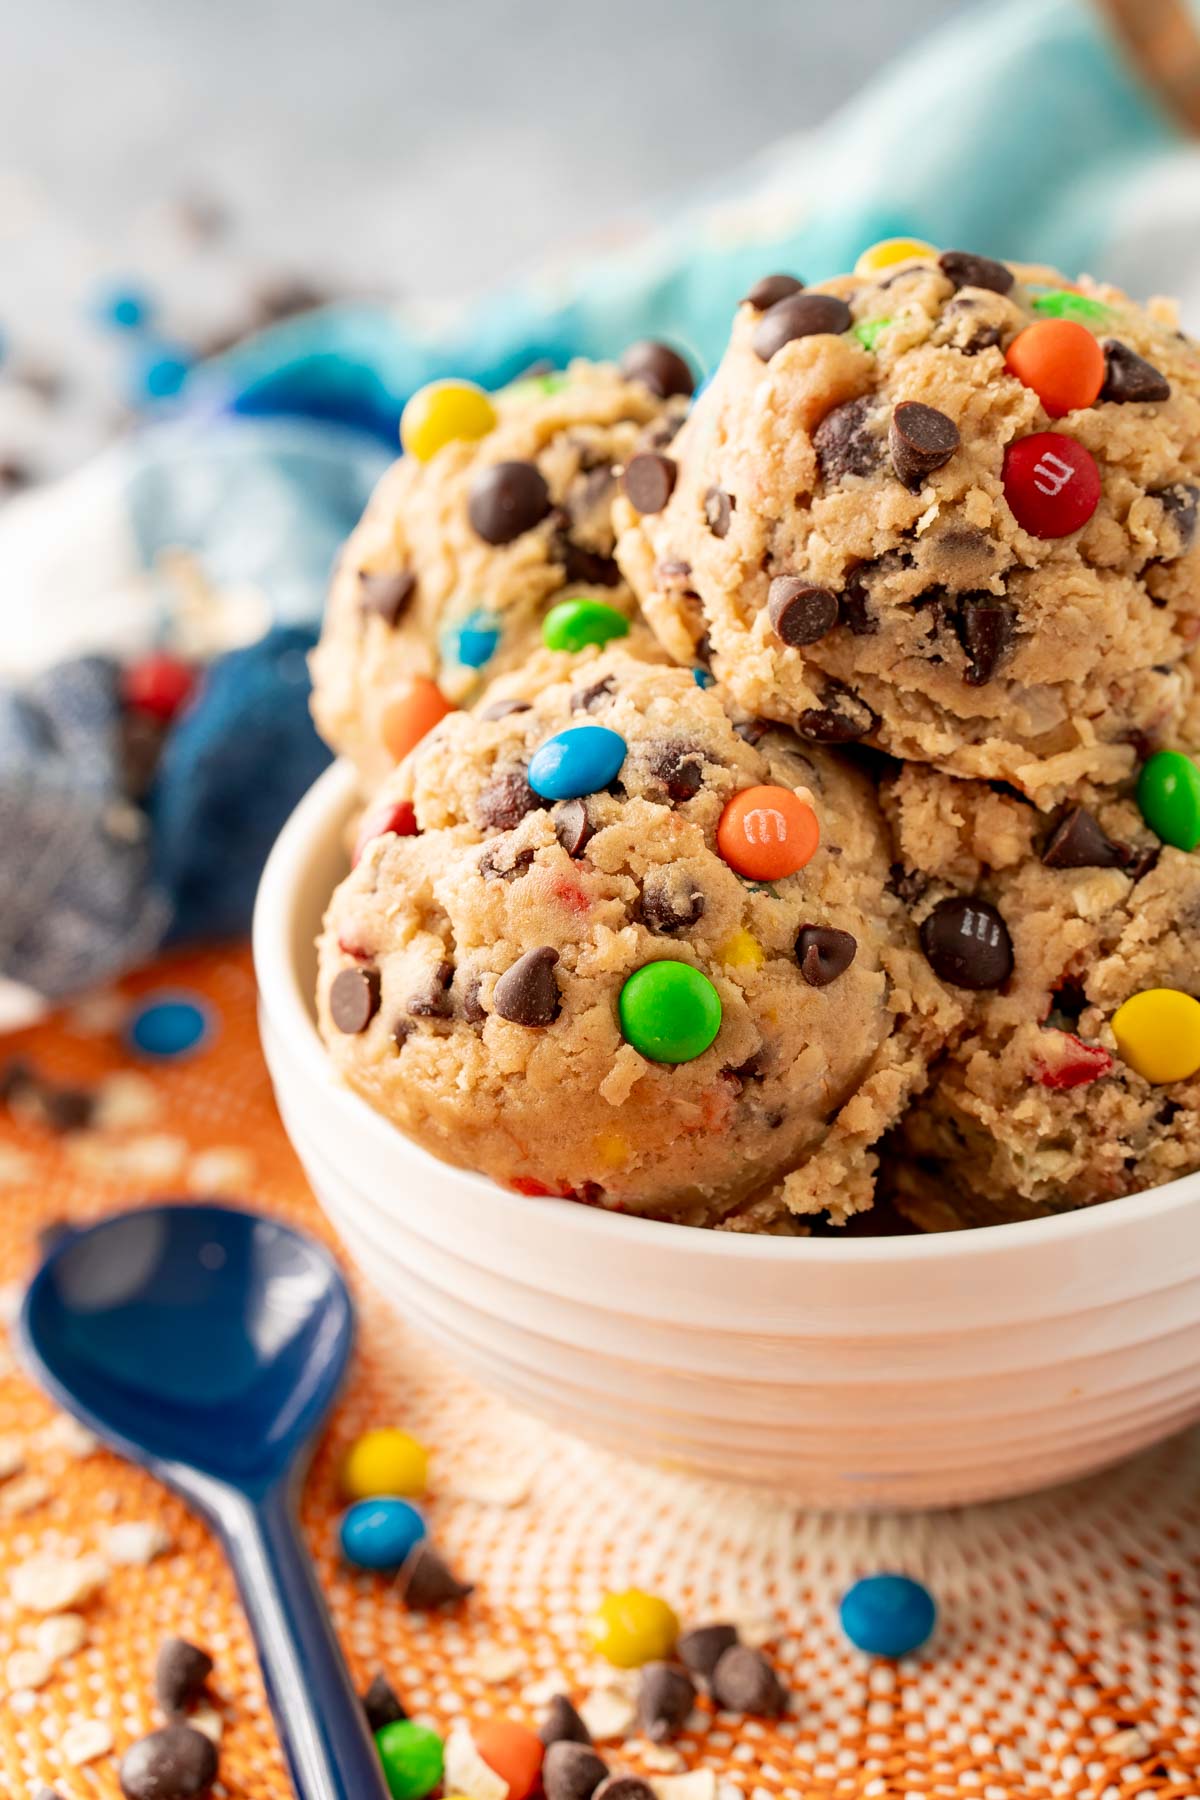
[380, 678, 453, 763]
[472, 1719, 544, 1800]
[1005, 319, 1105, 418]
[717, 785, 820, 881]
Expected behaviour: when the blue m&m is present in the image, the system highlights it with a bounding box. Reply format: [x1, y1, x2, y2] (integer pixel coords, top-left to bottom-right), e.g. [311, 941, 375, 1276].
[839, 1572, 936, 1658]
[528, 726, 626, 800]
[339, 1497, 427, 1571]
[444, 609, 501, 670]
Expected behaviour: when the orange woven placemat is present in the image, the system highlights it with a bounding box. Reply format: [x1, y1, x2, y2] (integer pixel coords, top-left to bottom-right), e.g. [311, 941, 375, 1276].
[1, 943, 1199, 1799]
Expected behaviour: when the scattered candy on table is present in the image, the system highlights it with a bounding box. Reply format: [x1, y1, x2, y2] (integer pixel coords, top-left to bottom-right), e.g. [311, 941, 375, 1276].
[339, 1496, 427, 1571]
[381, 677, 454, 763]
[1138, 750, 1200, 852]
[1004, 318, 1105, 416]
[541, 598, 630, 654]
[528, 726, 626, 800]
[1112, 988, 1200, 1085]
[717, 786, 820, 882]
[375, 1719, 445, 1800]
[473, 1717, 545, 1800]
[586, 1590, 679, 1668]
[1002, 431, 1101, 537]
[401, 380, 497, 462]
[341, 1428, 429, 1500]
[839, 1572, 937, 1659]
[618, 963, 722, 1064]
[125, 993, 213, 1060]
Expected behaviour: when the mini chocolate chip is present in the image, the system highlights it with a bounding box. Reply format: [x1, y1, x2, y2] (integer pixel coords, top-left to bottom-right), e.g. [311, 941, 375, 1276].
[678, 1623, 740, 1683]
[753, 292, 852, 361]
[647, 741, 704, 801]
[710, 1645, 788, 1717]
[733, 717, 769, 745]
[704, 486, 733, 537]
[1099, 341, 1170, 405]
[539, 1695, 593, 1748]
[478, 698, 532, 721]
[937, 250, 1014, 294]
[636, 1662, 696, 1741]
[656, 557, 694, 589]
[796, 680, 876, 743]
[468, 460, 552, 545]
[1041, 806, 1127, 870]
[841, 565, 880, 635]
[461, 976, 487, 1024]
[553, 798, 594, 857]
[572, 676, 616, 712]
[1154, 482, 1199, 553]
[475, 768, 541, 830]
[155, 1638, 213, 1718]
[119, 1725, 218, 1800]
[890, 401, 960, 489]
[544, 1743, 608, 1800]
[397, 1540, 474, 1608]
[920, 896, 1013, 990]
[890, 863, 929, 905]
[813, 397, 879, 482]
[330, 966, 380, 1034]
[493, 947, 561, 1026]
[593, 1780, 657, 1800]
[392, 1017, 414, 1048]
[796, 926, 857, 986]
[558, 540, 622, 587]
[478, 842, 535, 882]
[358, 568, 416, 627]
[742, 272, 805, 310]
[406, 960, 454, 1018]
[39, 1085, 95, 1134]
[362, 1673, 407, 1734]
[619, 339, 695, 399]
[955, 594, 1016, 685]
[641, 869, 705, 933]
[623, 453, 677, 514]
[768, 577, 840, 646]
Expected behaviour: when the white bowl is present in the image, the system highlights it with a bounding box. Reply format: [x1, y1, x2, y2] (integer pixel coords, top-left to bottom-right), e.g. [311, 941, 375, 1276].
[253, 759, 1200, 1509]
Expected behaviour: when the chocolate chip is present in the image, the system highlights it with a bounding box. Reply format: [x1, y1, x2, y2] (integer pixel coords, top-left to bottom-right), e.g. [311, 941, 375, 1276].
[955, 594, 1016, 685]
[593, 1780, 657, 1800]
[890, 401, 960, 489]
[796, 680, 876, 743]
[362, 1672, 407, 1734]
[397, 1540, 474, 1608]
[623, 453, 676, 515]
[647, 741, 704, 801]
[742, 272, 805, 310]
[39, 1085, 96, 1134]
[796, 926, 857, 986]
[841, 565, 880, 636]
[937, 250, 1014, 295]
[1154, 482, 1199, 554]
[493, 947, 561, 1026]
[329, 966, 380, 1034]
[1099, 341, 1170, 405]
[478, 842, 535, 882]
[539, 1695, 593, 1748]
[392, 1017, 414, 1048]
[358, 568, 416, 627]
[119, 1725, 218, 1800]
[468, 460, 552, 545]
[479, 698, 531, 721]
[636, 1662, 696, 1741]
[543, 1742, 609, 1800]
[641, 869, 705, 933]
[753, 293, 852, 361]
[678, 1623, 739, 1683]
[619, 339, 695, 400]
[733, 717, 769, 746]
[461, 977, 487, 1024]
[558, 540, 622, 587]
[1041, 806, 1127, 870]
[704, 486, 733, 537]
[920, 896, 1014, 989]
[475, 768, 541, 830]
[553, 798, 594, 858]
[710, 1645, 788, 1717]
[768, 578, 840, 646]
[572, 676, 616, 713]
[155, 1639, 214, 1718]
[813, 397, 879, 482]
[406, 960, 454, 1018]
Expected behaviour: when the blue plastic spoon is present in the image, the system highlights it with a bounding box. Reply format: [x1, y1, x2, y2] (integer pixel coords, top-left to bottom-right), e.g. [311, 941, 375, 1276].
[19, 1202, 389, 1800]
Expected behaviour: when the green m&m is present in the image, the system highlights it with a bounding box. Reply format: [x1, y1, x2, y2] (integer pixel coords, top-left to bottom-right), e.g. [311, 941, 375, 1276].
[1030, 289, 1112, 326]
[619, 962, 722, 1063]
[376, 1721, 444, 1800]
[542, 598, 631, 654]
[1138, 750, 1200, 852]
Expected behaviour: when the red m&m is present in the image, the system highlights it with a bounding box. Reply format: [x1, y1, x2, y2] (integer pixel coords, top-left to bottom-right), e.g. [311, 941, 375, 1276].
[1002, 432, 1100, 538]
[121, 651, 196, 723]
[352, 799, 418, 866]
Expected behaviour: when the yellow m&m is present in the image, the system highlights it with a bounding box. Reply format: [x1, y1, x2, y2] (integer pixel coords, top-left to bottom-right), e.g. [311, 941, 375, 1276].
[1111, 988, 1200, 1086]
[341, 1428, 429, 1501]
[400, 380, 496, 462]
[587, 1589, 679, 1668]
[855, 237, 937, 276]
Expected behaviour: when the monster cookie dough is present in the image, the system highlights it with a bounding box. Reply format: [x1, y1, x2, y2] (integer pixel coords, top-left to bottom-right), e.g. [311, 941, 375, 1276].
[310, 354, 690, 784]
[883, 761, 1200, 1226]
[615, 249, 1200, 807]
[316, 651, 950, 1226]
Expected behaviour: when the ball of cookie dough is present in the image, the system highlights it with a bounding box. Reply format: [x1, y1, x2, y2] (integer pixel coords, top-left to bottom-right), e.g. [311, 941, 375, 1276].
[615, 250, 1200, 808]
[882, 762, 1200, 1227]
[316, 650, 950, 1227]
[310, 358, 688, 785]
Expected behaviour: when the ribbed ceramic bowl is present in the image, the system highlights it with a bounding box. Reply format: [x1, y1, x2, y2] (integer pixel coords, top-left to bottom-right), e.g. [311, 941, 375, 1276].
[253, 759, 1200, 1508]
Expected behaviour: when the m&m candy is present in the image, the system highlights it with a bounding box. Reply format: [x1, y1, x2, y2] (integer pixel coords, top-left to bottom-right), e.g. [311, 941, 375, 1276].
[341, 1428, 429, 1500]
[528, 726, 626, 799]
[381, 678, 453, 762]
[618, 963, 722, 1064]
[401, 380, 496, 462]
[340, 1497, 427, 1570]
[839, 1573, 937, 1659]
[473, 1720, 544, 1800]
[541, 598, 630, 654]
[1005, 319, 1105, 417]
[1030, 289, 1112, 326]
[444, 609, 501, 669]
[587, 1589, 680, 1668]
[855, 237, 937, 275]
[1137, 750, 1200, 852]
[376, 1720, 445, 1800]
[353, 801, 418, 866]
[1002, 432, 1100, 538]
[1112, 989, 1200, 1085]
[121, 652, 196, 723]
[717, 786, 820, 881]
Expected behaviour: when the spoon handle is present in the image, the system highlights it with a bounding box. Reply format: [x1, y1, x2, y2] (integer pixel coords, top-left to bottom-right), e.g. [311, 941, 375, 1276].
[217, 1478, 390, 1800]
